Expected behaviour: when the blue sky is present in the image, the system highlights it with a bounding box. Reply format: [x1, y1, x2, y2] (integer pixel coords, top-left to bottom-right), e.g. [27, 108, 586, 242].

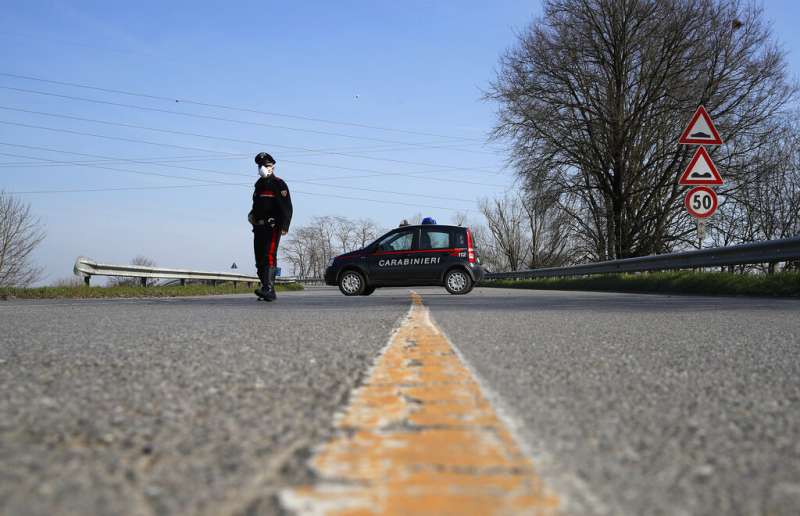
[1, 1, 798, 283]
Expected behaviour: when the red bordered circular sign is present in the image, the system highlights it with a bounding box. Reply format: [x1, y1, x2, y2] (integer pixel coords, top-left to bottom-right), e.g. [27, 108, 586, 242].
[684, 186, 718, 218]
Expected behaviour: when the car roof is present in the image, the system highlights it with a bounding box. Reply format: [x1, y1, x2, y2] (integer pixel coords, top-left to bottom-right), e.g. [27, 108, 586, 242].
[395, 224, 466, 231]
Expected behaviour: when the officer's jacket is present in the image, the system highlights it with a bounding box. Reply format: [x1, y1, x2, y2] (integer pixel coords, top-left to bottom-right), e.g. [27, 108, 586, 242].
[250, 175, 293, 231]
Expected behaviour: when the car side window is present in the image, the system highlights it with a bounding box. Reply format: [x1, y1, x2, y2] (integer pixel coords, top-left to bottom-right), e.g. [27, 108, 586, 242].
[454, 230, 467, 248]
[377, 230, 415, 252]
[421, 229, 450, 249]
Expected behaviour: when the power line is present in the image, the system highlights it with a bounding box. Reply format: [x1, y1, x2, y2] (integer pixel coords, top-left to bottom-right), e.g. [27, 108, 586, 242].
[0, 146, 481, 205]
[0, 120, 507, 186]
[0, 138, 501, 165]
[7, 178, 475, 213]
[0, 85, 500, 157]
[0, 140, 501, 166]
[0, 71, 487, 142]
[0, 153, 250, 168]
[0, 139, 507, 188]
[288, 160, 504, 186]
[0, 105, 504, 175]
[9, 184, 220, 194]
[0, 150, 235, 185]
[0, 119, 236, 156]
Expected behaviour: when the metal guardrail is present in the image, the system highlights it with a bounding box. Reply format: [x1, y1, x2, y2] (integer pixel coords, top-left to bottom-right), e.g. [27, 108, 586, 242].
[486, 236, 800, 280]
[293, 277, 326, 286]
[74, 256, 274, 286]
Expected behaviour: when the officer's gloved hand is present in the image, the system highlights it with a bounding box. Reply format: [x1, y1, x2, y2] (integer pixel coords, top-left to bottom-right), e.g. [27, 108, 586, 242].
[247, 212, 255, 225]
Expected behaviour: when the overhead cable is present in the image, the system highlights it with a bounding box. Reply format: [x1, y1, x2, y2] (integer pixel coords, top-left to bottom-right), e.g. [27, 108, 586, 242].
[0, 85, 500, 156]
[0, 105, 503, 175]
[0, 146, 480, 205]
[0, 122, 508, 187]
[0, 141, 507, 188]
[0, 71, 486, 142]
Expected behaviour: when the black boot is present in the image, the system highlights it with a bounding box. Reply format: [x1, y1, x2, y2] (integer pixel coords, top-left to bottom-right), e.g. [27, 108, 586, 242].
[263, 267, 278, 301]
[255, 267, 270, 299]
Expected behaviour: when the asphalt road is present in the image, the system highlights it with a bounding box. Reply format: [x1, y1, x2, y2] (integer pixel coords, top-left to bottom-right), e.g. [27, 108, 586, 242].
[1, 287, 799, 515]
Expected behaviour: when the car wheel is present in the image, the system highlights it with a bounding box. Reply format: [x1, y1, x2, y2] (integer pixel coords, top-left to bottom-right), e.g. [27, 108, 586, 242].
[339, 270, 366, 296]
[361, 286, 376, 296]
[444, 269, 473, 295]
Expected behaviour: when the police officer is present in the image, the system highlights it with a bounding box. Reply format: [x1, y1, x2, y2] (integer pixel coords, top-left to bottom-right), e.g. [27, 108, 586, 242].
[248, 152, 292, 301]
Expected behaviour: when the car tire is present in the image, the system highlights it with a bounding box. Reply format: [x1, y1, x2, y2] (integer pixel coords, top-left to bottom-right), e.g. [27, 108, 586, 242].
[361, 286, 376, 296]
[339, 270, 366, 296]
[444, 268, 474, 295]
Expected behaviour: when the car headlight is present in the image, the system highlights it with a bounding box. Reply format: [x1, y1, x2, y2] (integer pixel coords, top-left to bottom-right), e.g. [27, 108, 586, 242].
[327, 258, 336, 267]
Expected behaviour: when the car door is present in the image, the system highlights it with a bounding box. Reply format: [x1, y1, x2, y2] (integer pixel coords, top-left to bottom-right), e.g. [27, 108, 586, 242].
[368, 228, 419, 285]
[418, 227, 457, 281]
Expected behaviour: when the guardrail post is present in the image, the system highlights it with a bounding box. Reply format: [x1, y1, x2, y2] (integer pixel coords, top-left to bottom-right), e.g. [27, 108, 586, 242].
[233, 281, 238, 288]
[180, 279, 186, 286]
[140, 277, 147, 287]
[84, 276, 90, 286]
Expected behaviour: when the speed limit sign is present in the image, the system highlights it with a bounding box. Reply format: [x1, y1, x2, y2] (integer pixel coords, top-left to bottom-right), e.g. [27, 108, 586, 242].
[684, 186, 718, 218]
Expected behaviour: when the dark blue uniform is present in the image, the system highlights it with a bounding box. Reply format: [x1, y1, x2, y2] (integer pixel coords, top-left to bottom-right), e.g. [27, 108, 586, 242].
[249, 175, 292, 298]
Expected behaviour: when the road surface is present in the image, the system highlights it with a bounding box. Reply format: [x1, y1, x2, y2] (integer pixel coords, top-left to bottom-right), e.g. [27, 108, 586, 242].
[1, 287, 799, 515]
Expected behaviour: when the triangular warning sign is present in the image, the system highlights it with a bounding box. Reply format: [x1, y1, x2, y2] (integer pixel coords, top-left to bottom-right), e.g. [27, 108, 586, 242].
[679, 105, 722, 145]
[679, 147, 724, 185]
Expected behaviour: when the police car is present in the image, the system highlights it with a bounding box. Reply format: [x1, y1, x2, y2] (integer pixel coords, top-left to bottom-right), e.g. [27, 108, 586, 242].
[324, 218, 484, 296]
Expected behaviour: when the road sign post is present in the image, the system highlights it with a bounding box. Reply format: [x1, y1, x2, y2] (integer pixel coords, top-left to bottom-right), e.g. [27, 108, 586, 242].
[679, 106, 724, 245]
[696, 219, 707, 249]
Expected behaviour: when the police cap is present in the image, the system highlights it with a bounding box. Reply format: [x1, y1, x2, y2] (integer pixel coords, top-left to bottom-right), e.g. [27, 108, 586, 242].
[255, 152, 276, 166]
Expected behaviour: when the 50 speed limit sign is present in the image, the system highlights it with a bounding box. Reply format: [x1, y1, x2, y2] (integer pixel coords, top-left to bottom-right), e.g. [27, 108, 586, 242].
[684, 186, 718, 218]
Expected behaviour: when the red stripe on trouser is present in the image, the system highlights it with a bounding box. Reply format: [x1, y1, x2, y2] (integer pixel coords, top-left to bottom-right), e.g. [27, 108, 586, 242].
[267, 230, 279, 267]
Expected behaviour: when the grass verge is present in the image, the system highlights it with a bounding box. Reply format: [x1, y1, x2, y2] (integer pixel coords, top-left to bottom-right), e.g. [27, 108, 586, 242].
[481, 271, 800, 298]
[0, 282, 304, 300]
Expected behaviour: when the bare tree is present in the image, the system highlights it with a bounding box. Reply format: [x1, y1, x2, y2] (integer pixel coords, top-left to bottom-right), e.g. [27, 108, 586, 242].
[743, 121, 800, 244]
[708, 197, 753, 248]
[488, 0, 797, 260]
[522, 185, 576, 268]
[452, 215, 505, 272]
[281, 216, 382, 278]
[479, 195, 529, 271]
[353, 218, 381, 248]
[451, 211, 469, 226]
[332, 216, 357, 253]
[0, 191, 45, 288]
[282, 226, 318, 279]
[310, 216, 337, 277]
[722, 117, 800, 271]
[469, 223, 504, 272]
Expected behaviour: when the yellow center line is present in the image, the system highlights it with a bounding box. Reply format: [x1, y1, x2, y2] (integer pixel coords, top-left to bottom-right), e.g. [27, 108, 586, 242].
[281, 292, 559, 515]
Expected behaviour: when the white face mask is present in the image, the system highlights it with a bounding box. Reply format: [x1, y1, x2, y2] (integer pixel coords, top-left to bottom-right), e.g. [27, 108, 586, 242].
[258, 164, 274, 178]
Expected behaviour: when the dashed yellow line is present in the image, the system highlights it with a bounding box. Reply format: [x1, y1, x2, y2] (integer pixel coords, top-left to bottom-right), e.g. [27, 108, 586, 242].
[281, 292, 559, 515]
